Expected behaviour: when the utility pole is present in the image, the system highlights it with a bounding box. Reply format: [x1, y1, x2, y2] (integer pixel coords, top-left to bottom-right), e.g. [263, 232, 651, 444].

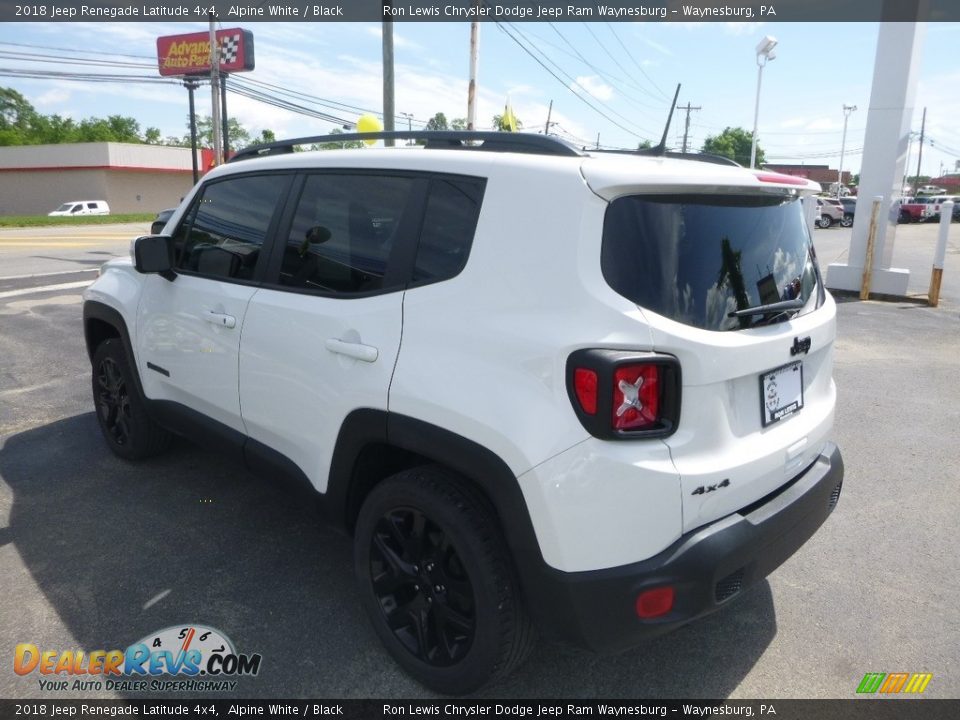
[467, 14, 479, 130]
[676, 101, 701, 154]
[544, 99, 553, 135]
[382, 7, 395, 146]
[208, 19, 222, 166]
[220, 74, 229, 162]
[184, 78, 200, 185]
[596, 133, 600, 150]
[915, 106, 926, 184]
[837, 104, 857, 198]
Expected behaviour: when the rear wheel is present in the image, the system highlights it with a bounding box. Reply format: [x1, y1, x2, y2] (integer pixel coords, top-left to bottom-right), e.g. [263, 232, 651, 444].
[841, 214, 853, 227]
[92, 339, 171, 460]
[354, 466, 534, 694]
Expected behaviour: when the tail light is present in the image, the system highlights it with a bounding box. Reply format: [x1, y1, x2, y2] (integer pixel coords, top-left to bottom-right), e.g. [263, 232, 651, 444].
[566, 349, 681, 440]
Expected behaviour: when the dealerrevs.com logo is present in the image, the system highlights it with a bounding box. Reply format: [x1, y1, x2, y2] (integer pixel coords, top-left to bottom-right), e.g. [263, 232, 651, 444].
[14, 625, 262, 692]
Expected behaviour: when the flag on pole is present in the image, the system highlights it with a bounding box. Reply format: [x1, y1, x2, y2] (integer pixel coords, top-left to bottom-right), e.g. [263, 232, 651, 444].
[503, 98, 518, 132]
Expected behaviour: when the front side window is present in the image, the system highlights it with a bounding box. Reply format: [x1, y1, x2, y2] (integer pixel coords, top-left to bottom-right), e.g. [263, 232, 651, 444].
[174, 174, 285, 281]
[602, 193, 821, 331]
[278, 174, 415, 294]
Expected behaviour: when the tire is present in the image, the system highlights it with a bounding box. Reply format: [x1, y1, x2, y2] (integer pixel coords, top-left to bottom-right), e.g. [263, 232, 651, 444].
[91, 339, 171, 460]
[817, 215, 831, 229]
[841, 214, 853, 227]
[354, 465, 534, 694]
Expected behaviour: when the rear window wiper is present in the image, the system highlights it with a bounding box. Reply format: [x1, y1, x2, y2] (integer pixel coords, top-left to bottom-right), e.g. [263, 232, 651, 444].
[728, 297, 805, 319]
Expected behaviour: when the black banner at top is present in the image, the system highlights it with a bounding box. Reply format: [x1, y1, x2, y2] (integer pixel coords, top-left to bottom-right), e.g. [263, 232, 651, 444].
[1, 0, 957, 23]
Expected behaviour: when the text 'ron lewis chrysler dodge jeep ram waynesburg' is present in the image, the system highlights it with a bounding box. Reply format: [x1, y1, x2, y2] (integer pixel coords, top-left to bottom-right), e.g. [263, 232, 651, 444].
[83, 131, 843, 694]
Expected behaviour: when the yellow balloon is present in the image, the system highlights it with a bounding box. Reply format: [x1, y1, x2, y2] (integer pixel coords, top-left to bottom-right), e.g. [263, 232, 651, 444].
[356, 114, 383, 146]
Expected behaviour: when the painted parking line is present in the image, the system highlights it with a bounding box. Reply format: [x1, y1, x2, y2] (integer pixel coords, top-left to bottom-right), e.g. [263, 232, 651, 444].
[0, 268, 100, 282]
[0, 280, 93, 300]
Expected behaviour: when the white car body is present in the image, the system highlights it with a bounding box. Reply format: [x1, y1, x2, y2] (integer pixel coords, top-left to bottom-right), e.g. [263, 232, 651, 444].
[83, 135, 843, 687]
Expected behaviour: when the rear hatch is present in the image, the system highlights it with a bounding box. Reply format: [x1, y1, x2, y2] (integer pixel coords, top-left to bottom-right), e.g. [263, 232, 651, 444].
[586, 162, 836, 533]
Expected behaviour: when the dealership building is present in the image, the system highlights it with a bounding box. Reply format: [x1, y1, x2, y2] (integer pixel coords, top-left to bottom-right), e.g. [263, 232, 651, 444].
[0, 142, 203, 216]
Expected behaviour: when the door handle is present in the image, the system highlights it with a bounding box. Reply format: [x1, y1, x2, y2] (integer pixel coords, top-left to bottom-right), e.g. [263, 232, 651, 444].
[204, 310, 236, 329]
[325, 338, 379, 363]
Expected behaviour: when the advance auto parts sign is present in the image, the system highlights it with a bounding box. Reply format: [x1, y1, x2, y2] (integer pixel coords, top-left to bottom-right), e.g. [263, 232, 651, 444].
[156, 28, 254, 77]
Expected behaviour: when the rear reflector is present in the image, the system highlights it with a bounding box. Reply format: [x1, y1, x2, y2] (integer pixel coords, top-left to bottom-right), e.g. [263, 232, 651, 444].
[573, 368, 598, 415]
[636, 586, 675, 619]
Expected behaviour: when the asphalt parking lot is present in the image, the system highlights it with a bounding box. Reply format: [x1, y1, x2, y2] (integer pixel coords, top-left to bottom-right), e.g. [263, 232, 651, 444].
[0, 220, 958, 700]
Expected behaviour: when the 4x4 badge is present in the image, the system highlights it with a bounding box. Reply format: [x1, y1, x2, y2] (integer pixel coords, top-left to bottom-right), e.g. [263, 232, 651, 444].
[791, 336, 812, 356]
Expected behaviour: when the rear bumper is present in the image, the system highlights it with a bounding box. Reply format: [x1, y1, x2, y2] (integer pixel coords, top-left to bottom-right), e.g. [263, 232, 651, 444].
[525, 443, 843, 653]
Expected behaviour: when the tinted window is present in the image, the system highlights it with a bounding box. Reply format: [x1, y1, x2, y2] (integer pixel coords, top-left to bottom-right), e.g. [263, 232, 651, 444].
[412, 177, 485, 283]
[87, 203, 98, 209]
[601, 194, 821, 331]
[279, 174, 415, 294]
[174, 175, 284, 281]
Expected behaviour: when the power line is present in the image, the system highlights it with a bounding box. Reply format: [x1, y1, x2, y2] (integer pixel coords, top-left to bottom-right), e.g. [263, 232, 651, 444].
[547, 23, 664, 112]
[603, 22, 669, 101]
[496, 22, 657, 141]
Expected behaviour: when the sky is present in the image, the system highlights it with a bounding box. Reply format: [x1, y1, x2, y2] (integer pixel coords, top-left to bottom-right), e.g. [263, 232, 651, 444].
[3, 19, 960, 179]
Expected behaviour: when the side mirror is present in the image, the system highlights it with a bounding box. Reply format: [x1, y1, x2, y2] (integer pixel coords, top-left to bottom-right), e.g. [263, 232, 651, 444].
[134, 235, 176, 281]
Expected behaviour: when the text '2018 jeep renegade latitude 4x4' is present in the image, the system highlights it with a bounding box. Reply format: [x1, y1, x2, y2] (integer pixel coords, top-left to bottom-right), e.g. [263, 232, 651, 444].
[83, 132, 843, 694]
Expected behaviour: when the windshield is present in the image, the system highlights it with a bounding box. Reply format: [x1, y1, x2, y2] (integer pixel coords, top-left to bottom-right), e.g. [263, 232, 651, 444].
[54, 204, 72, 212]
[601, 193, 821, 331]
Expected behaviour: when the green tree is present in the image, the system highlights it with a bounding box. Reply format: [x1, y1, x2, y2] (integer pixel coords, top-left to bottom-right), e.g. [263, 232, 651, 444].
[425, 112, 449, 131]
[637, 139, 652, 150]
[257, 129, 276, 144]
[701, 127, 762, 167]
[143, 127, 163, 144]
[190, 115, 252, 150]
[0, 87, 37, 144]
[451, 117, 467, 131]
[311, 128, 363, 150]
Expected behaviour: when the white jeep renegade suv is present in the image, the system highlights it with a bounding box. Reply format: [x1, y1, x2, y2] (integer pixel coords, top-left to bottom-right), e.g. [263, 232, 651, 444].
[83, 132, 843, 694]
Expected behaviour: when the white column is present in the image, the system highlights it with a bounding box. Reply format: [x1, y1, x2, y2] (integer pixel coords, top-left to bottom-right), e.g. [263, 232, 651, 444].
[825, 21, 926, 295]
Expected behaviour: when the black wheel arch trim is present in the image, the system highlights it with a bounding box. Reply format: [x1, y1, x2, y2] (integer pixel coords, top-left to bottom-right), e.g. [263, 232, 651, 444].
[327, 409, 572, 640]
[83, 301, 147, 402]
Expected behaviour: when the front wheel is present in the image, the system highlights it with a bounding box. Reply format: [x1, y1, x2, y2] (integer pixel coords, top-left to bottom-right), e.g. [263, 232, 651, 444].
[817, 215, 831, 228]
[92, 339, 171, 460]
[354, 466, 534, 694]
[841, 214, 853, 227]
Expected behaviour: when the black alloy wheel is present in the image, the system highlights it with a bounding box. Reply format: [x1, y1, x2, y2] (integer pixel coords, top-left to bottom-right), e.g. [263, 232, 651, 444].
[354, 466, 534, 694]
[90, 339, 171, 460]
[369, 506, 476, 666]
[96, 355, 132, 446]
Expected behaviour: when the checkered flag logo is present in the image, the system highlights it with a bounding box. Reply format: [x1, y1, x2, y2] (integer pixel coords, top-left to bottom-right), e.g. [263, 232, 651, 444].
[218, 34, 240, 65]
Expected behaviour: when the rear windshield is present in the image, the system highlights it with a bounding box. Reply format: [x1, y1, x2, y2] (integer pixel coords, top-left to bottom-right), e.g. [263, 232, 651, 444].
[601, 194, 821, 331]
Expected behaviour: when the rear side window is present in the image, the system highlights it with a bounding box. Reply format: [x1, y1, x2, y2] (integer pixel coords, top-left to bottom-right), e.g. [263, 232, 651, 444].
[601, 194, 820, 331]
[174, 174, 285, 281]
[412, 177, 485, 283]
[279, 174, 415, 294]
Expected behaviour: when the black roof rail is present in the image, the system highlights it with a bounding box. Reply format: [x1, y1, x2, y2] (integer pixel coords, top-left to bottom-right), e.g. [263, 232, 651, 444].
[229, 131, 582, 162]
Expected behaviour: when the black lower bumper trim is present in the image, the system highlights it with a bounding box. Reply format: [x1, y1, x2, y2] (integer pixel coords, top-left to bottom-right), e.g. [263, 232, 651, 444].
[525, 443, 844, 653]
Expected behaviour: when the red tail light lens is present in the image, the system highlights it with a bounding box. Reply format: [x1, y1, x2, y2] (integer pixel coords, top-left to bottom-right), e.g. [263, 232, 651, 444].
[573, 368, 598, 415]
[612, 364, 660, 431]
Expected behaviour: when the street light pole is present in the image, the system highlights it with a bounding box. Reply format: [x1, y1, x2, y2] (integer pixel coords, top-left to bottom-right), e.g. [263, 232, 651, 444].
[400, 112, 413, 145]
[837, 104, 857, 198]
[750, 36, 777, 169]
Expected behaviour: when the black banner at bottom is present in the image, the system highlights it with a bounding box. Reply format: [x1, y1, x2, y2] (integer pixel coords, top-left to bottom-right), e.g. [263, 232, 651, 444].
[2, 700, 959, 720]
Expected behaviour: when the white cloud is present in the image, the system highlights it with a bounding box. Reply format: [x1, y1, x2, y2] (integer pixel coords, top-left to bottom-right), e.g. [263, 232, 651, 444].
[724, 22, 767, 36]
[34, 88, 71, 107]
[573, 76, 614, 102]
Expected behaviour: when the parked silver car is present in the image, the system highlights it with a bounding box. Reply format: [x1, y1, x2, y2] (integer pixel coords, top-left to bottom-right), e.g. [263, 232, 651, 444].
[815, 197, 844, 228]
